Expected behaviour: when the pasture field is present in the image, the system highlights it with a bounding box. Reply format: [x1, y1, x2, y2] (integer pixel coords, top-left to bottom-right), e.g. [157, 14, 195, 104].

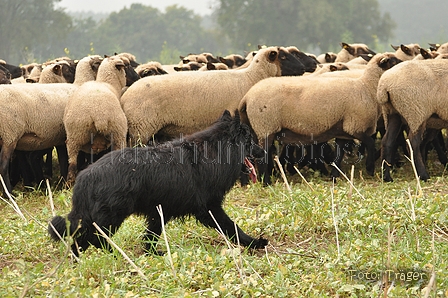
[0, 154, 447, 297]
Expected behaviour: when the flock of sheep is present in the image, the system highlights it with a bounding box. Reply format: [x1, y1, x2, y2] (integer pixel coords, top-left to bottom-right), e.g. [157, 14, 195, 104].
[0, 40, 448, 194]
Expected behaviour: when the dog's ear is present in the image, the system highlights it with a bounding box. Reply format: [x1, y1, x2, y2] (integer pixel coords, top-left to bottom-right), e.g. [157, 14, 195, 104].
[233, 110, 240, 123]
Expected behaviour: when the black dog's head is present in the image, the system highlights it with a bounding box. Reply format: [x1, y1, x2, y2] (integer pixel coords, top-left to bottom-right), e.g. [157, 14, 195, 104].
[225, 110, 265, 159]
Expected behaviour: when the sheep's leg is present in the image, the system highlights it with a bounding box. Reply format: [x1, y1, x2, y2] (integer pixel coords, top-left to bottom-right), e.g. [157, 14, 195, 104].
[0, 143, 16, 194]
[56, 145, 69, 180]
[330, 138, 347, 178]
[358, 133, 376, 176]
[196, 203, 268, 249]
[66, 141, 82, 186]
[408, 124, 430, 181]
[258, 136, 276, 185]
[423, 129, 448, 166]
[381, 114, 403, 182]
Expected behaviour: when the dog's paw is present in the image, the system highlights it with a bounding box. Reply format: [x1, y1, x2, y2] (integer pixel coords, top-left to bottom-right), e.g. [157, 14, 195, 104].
[251, 237, 269, 249]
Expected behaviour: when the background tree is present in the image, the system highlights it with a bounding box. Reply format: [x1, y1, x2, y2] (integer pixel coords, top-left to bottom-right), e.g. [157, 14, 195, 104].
[216, 0, 395, 53]
[0, 0, 72, 64]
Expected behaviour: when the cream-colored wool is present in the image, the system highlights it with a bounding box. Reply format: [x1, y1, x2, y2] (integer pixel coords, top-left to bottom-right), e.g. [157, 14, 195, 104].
[377, 58, 448, 134]
[38, 61, 71, 84]
[391, 43, 421, 61]
[64, 56, 128, 184]
[239, 53, 401, 145]
[316, 52, 337, 64]
[335, 42, 375, 62]
[0, 55, 102, 191]
[121, 46, 296, 145]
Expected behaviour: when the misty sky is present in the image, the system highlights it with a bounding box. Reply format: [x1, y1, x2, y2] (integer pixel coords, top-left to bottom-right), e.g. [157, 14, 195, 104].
[56, 0, 216, 15]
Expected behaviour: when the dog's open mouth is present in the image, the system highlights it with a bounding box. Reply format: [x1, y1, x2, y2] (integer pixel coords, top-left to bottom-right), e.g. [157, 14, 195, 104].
[244, 157, 257, 183]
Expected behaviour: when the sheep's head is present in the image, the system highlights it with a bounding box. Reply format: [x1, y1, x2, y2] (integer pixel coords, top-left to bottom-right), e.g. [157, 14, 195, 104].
[0, 65, 11, 84]
[374, 53, 403, 71]
[286, 46, 319, 73]
[341, 42, 376, 57]
[250, 46, 306, 77]
[136, 62, 168, 77]
[391, 43, 421, 60]
[219, 54, 247, 68]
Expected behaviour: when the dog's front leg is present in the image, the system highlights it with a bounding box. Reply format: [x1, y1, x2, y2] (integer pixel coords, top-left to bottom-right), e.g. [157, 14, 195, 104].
[143, 216, 164, 255]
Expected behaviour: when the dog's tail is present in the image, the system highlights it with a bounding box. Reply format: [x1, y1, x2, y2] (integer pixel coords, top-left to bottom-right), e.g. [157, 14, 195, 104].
[48, 215, 68, 241]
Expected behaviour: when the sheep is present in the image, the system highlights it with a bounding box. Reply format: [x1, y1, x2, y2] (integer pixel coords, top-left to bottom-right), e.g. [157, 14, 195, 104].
[335, 42, 376, 62]
[0, 60, 22, 79]
[429, 42, 448, 54]
[36, 61, 76, 84]
[286, 46, 319, 73]
[309, 62, 350, 76]
[0, 55, 102, 193]
[316, 52, 337, 64]
[115, 52, 139, 68]
[64, 56, 131, 185]
[239, 53, 402, 185]
[174, 61, 204, 71]
[391, 43, 421, 61]
[180, 52, 219, 64]
[0, 64, 11, 84]
[218, 54, 247, 68]
[135, 61, 168, 77]
[121, 46, 306, 146]
[199, 62, 229, 71]
[377, 58, 448, 181]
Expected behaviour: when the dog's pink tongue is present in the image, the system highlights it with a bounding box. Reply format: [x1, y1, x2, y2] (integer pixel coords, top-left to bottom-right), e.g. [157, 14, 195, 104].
[244, 158, 257, 183]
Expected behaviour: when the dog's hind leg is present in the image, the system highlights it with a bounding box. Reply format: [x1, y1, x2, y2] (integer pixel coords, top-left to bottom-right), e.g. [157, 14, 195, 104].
[143, 216, 164, 255]
[196, 205, 268, 249]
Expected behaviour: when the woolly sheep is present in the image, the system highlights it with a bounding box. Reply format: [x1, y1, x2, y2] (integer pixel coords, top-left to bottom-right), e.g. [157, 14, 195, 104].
[37, 61, 76, 84]
[180, 52, 219, 64]
[174, 61, 204, 71]
[429, 42, 448, 54]
[239, 53, 402, 184]
[64, 56, 130, 185]
[391, 43, 421, 61]
[0, 64, 11, 84]
[0, 55, 102, 193]
[199, 62, 229, 71]
[115, 52, 139, 68]
[0, 60, 21, 79]
[316, 52, 337, 64]
[121, 46, 305, 145]
[335, 42, 376, 62]
[218, 54, 247, 68]
[135, 61, 168, 77]
[286, 46, 319, 73]
[377, 58, 448, 181]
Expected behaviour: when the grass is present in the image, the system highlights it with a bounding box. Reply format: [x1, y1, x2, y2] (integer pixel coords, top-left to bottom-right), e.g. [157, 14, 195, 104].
[1, 152, 448, 297]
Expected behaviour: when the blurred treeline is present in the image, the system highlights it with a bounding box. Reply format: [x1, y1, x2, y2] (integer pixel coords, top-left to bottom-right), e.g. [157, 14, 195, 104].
[1, 0, 447, 65]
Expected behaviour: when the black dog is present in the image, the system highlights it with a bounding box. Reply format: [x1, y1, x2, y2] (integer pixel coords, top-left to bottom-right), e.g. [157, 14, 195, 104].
[48, 110, 268, 256]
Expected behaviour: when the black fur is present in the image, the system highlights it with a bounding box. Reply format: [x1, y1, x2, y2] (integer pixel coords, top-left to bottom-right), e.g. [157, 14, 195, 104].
[48, 110, 267, 256]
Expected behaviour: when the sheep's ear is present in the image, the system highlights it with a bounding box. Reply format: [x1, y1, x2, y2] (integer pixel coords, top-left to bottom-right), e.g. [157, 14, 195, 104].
[428, 43, 440, 50]
[52, 64, 62, 75]
[400, 44, 412, 55]
[268, 50, 278, 62]
[179, 55, 185, 60]
[390, 44, 399, 51]
[206, 62, 215, 70]
[420, 48, 432, 59]
[359, 53, 374, 62]
[174, 66, 181, 71]
[329, 65, 338, 72]
[157, 67, 168, 75]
